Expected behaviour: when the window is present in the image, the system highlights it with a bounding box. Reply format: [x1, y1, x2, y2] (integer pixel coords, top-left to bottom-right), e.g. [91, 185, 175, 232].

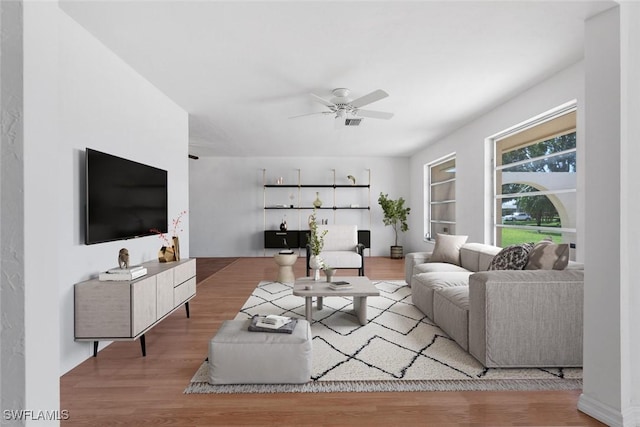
[425, 155, 456, 240]
[493, 107, 577, 252]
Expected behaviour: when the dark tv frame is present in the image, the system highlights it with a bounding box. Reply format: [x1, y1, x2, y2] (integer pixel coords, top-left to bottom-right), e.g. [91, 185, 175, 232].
[85, 148, 168, 245]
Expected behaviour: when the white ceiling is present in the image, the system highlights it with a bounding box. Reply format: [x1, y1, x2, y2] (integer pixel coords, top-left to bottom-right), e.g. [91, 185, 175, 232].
[60, 1, 615, 158]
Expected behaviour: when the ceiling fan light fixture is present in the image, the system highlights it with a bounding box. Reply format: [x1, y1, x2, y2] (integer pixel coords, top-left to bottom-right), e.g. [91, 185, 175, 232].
[345, 118, 363, 126]
[292, 87, 393, 125]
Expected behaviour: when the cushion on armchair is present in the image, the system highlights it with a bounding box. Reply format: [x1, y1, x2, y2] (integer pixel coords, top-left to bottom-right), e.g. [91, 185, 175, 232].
[318, 225, 358, 251]
[311, 224, 364, 275]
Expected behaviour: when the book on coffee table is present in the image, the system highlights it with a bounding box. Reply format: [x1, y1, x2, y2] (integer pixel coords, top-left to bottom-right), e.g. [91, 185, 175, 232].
[329, 281, 352, 290]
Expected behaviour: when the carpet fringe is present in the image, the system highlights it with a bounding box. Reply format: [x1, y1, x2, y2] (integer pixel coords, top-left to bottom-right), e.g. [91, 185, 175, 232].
[184, 378, 583, 394]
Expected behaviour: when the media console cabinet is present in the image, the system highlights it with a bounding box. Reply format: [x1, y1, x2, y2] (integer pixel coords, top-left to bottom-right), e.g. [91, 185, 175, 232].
[74, 258, 196, 357]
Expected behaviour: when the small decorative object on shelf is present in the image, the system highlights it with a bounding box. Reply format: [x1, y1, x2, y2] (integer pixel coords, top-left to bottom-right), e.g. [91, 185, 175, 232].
[347, 174, 356, 185]
[276, 177, 284, 185]
[313, 192, 323, 208]
[118, 248, 130, 269]
[280, 218, 288, 231]
[158, 246, 176, 263]
[151, 210, 187, 263]
[172, 236, 181, 261]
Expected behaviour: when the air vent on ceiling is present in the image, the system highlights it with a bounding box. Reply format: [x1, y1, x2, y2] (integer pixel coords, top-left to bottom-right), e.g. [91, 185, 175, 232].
[344, 118, 363, 126]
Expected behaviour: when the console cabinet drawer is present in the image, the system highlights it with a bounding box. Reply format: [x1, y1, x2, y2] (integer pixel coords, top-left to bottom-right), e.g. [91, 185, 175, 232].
[174, 277, 196, 306]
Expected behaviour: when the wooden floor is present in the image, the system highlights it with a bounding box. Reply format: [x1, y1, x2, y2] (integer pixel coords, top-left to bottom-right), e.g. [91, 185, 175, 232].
[60, 257, 603, 426]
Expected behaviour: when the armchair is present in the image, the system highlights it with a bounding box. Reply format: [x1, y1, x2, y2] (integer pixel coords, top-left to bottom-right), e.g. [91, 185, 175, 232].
[306, 225, 365, 276]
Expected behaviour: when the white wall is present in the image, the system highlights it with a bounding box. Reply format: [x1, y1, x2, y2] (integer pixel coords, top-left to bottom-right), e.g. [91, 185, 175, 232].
[189, 157, 410, 257]
[23, 2, 189, 387]
[1, 0, 27, 419]
[407, 62, 585, 257]
[579, 4, 640, 426]
[621, 3, 640, 419]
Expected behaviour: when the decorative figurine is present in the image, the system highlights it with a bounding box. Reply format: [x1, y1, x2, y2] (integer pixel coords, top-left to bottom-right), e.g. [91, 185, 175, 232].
[118, 248, 130, 269]
[347, 174, 356, 185]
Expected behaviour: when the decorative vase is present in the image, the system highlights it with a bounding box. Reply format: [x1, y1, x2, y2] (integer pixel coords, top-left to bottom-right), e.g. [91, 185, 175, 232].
[313, 192, 322, 208]
[309, 255, 324, 281]
[280, 219, 287, 231]
[158, 246, 176, 263]
[324, 268, 336, 282]
[172, 236, 181, 261]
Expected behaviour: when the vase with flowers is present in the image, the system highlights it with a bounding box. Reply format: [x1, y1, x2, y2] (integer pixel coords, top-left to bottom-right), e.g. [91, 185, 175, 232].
[307, 208, 328, 280]
[151, 210, 187, 262]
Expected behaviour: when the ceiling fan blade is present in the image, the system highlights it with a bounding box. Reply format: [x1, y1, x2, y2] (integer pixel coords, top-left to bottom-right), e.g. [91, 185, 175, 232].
[356, 109, 394, 120]
[350, 89, 389, 108]
[289, 111, 333, 119]
[310, 93, 336, 108]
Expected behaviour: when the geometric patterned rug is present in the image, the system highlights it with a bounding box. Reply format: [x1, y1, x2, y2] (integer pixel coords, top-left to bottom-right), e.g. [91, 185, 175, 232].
[185, 280, 582, 393]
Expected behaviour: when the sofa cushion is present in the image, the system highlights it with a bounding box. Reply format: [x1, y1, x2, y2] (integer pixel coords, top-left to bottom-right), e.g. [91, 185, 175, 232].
[430, 234, 468, 266]
[459, 243, 503, 272]
[413, 262, 470, 276]
[525, 240, 570, 270]
[411, 271, 471, 319]
[488, 243, 533, 270]
[433, 286, 470, 350]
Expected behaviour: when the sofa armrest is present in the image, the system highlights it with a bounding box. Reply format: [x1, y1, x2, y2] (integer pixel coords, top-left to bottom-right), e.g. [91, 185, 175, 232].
[468, 269, 584, 367]
[404, 251, 433, 284]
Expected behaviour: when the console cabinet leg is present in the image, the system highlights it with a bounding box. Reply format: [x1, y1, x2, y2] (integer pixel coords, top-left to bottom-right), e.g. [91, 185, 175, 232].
[185, 301, 190, 318]
[140, 334, 146, 357]
[93, 341, 98, 357]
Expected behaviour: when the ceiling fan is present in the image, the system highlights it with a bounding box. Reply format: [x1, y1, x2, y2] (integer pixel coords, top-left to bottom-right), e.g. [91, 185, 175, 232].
[290, 88, 394, 126]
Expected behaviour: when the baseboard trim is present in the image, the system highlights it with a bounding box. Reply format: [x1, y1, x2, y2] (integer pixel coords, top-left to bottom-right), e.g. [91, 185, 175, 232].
[577, 393, 639, 427]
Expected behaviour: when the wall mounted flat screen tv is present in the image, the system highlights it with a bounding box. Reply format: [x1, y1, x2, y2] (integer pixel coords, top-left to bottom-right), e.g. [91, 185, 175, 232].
[85, 148, 168, 245]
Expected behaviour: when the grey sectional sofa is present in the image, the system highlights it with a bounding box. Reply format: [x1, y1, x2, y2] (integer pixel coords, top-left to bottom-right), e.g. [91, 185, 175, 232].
[405, 242, 584, 368]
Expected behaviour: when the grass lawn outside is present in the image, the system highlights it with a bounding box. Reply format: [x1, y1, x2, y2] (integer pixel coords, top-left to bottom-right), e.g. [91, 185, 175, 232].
[500, 224, 563, 247]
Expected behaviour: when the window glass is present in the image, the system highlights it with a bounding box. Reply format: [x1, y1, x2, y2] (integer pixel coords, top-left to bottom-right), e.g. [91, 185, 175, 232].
[494, 109, 577, 255]
[426, 156, 456, 239]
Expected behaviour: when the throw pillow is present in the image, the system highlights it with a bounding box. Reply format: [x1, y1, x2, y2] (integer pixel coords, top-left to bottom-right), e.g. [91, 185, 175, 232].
[525, 239, 570, 270]
[488, 243, 534, 270]
[430, 234, 468, 266]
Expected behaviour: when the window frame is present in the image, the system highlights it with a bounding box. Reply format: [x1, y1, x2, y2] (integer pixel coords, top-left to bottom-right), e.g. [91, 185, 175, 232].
[491, 103, 577, 249]
[424, 153, 456, 241]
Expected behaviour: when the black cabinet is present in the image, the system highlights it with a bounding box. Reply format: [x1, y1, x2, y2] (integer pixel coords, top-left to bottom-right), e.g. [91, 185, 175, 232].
[264, 231, 299, 249]
[267, 230, 370, 249]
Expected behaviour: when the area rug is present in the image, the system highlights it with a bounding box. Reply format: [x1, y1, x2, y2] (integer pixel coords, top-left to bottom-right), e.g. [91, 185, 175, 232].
[185, 280, 582, 393]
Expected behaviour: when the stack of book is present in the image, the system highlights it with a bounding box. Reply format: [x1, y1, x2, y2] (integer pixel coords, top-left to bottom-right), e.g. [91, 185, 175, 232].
[249, 315, 298, 334]
[99, 265, 147, 281]
[255, 315, 292, 329]
[329, 281, 352, 290]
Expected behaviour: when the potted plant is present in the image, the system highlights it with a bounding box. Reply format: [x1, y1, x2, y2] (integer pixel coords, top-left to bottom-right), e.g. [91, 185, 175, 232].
[378, 192, 411, 259]
[307, 208, 328, 280]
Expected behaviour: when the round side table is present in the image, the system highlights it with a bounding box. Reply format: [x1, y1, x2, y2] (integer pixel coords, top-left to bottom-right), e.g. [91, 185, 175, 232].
[273, 253, 298, 283]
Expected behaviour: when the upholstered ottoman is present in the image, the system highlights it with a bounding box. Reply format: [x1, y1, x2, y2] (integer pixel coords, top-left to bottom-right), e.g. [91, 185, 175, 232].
[208, 319, 312, 385]
[433, 286, 470, 351]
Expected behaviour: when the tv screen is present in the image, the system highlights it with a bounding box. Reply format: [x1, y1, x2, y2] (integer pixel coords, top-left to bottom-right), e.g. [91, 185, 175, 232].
[85, 148, 168, 245]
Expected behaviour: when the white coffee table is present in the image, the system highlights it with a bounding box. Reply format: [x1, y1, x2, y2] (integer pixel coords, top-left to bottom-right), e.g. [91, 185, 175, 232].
[292, 276, 380, 325]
